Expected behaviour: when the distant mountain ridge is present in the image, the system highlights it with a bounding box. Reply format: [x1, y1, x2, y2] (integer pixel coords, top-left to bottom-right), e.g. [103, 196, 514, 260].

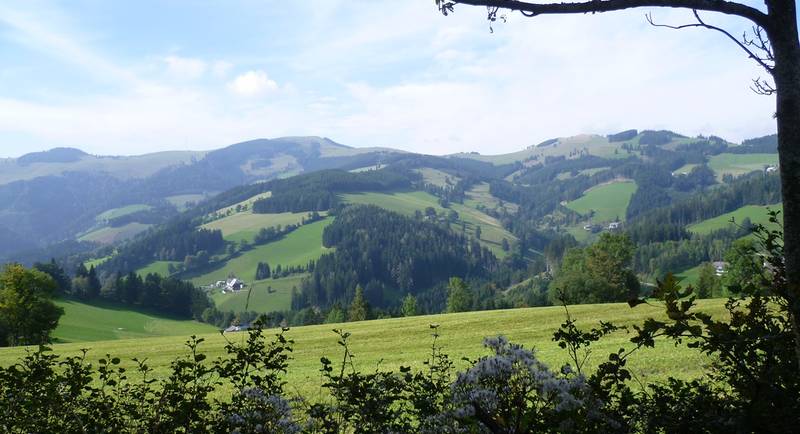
[0, 130, 778, 263]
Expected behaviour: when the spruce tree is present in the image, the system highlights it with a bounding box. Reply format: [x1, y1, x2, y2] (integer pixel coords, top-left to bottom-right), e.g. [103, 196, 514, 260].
[348, 285, 369, 322]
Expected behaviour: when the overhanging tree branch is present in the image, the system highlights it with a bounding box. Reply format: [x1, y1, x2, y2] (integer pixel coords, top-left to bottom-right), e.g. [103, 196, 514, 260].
[439, 0, 770, 29]
[646, 10, 774, 73]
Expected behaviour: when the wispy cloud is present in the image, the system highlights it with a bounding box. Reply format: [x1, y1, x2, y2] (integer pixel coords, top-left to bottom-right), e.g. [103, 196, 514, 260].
[0, 1, 777, 157]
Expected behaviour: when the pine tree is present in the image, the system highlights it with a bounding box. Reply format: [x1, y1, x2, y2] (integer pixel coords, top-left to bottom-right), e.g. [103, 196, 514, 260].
[696, 262, 720, 299]
[401, 293, 418, 317]
[348, 284, 369, 322]
[446, 277, 472, 313]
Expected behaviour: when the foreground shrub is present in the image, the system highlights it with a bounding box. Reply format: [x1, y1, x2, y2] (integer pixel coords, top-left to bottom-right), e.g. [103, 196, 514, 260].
[0, 214, 797, 432]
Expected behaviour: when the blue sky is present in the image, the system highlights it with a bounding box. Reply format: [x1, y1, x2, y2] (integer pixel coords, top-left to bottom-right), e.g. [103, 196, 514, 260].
[0, 0, 778, 157]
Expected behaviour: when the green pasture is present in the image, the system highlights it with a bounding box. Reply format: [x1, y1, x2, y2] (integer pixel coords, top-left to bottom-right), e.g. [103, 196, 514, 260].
[463, 182, 518, 213]
[0, 299, 728, 396]
[187, 218, 333, 286]
[96, 204, 152, 221]
[50, 299, 215, 343]
[687, 204, 783, 235]
[202, 211, 315, 244]
[415, 167, 460, 188]
[209, 274, 306, 313]
[565, 180, 637, 223]
[78, 222, 151, 244]
[708, 153, 778, 180]
[341, 190, 516, 257]
[137, 260, 183, 277]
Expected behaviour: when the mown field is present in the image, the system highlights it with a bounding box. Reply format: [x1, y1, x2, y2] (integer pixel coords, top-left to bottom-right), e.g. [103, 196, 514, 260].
[96, 204, 152, 221]
[186, 218, 333, 287]
[688, 203, 783, 235]
[210, 274, 306, 313]
[78, 222, 151, 244]
[137, 260, 182, 277]
[51, 299, 215, 343]
[341, 190, 516, 257]
[565, 180, 637, 223]
[708, 153, 778, 180]
[0, 299, 728, 397]
[201, 210, 314, 244]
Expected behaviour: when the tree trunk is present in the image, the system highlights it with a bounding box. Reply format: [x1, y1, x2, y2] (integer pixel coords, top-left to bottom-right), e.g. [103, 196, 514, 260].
[767, 0, 800, 365]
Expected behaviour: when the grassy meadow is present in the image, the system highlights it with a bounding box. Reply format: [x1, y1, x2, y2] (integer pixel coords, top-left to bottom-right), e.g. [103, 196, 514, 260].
[0, 299, 729, 397]
[51, 299, 215, 343]
[137, 260, 182, 277]
[341, 190, 516, 257]
[565, 180, 637, 222]
[187, 218, 333, 286]
[209, 274, 306, 312]
[708, 153, 778, 180]
[201, 210, 315, 244]
[79, 222, 151, 244]
[688, 203, 783, 235]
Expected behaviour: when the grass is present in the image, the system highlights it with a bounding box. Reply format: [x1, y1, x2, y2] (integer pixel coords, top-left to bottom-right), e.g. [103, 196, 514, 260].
[211, 192, 272, 217]
[187, 218, 333, 286]
[137, 260, 182, 277]
[672, 164, 699, 175]
[463, 182, 519, 214]
[452, 134, 623, 165]
[85, 255, 112, 269]
[96, 204, 152, 221]
[209, 274, 306, 313]
[341, 190, 516, 257]
[675, 264, 703, 287]
[0, 299, 729, 396]
[565, 180, 637, 223]
[555, 167, 610, 181]
[415, 167, 460, 188]
[50, 299, 216, 343]
[202, 211, 315, 244]
[688, 204, 783, 235]
[78, 223, 151, 244]
[708, 153, 778, 180]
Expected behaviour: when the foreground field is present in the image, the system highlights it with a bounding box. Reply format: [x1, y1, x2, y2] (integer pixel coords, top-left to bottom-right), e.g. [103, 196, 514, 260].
[0, 299, 728, 396]
[52, 299, 216, 342]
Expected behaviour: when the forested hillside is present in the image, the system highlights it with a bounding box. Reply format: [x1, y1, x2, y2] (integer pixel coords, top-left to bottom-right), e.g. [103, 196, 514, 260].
[4, 129, 783, 331]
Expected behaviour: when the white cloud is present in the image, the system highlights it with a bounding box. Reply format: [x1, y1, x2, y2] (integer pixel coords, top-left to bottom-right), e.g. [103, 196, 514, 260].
[163, 55, 207, 79]
[228, 70, 278, 97]
[0, 1, 778, 158]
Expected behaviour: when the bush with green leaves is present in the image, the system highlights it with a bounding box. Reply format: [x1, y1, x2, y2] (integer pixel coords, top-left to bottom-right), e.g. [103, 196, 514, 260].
[0, 212, 797, 432]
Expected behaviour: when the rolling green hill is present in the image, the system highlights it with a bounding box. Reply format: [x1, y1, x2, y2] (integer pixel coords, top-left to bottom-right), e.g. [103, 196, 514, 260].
[708, 153, 778, 180]
[341, 190, 516, 257]
[565, 180, 637, 222]
[0, 299, 728, 396]
[96, 204, 152, 221]
[51, 299, 216, 343]
[79, 222, 152, 245]
[209, 274, 306, 313]
[202, 211, 315, 244]
[688, 204, 783, 235]
[186, 218, 333, 286]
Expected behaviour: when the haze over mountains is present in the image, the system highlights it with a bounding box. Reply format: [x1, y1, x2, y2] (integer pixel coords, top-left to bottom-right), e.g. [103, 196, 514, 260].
[0, 130, 777, 265]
